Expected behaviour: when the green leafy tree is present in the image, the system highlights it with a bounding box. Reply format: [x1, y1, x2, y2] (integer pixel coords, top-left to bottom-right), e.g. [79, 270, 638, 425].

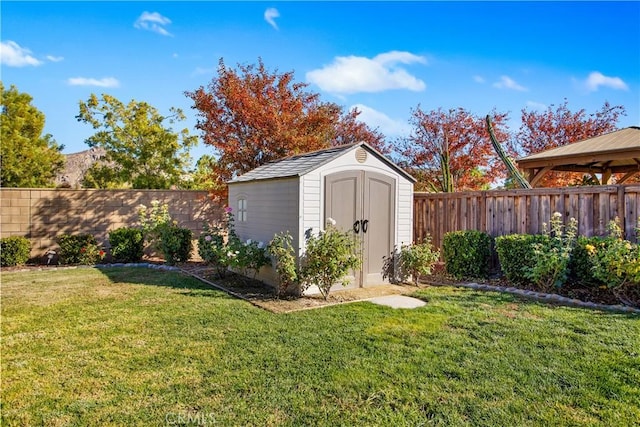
[0, 82, 65, 187]
[181, 154, 222, 191]
[76, 94, 197, 189]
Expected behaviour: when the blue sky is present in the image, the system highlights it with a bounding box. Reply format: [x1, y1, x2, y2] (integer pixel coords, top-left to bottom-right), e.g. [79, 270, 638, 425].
[2, 1, 639, 163]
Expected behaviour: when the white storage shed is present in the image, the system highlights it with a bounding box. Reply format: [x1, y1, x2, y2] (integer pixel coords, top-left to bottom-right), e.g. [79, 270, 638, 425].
[227, 142, 416, 288]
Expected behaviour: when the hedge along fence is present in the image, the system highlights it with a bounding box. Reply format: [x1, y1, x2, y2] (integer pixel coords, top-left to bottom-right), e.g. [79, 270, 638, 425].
[414, 184, 640, 255]
[0, 188, 222, 262]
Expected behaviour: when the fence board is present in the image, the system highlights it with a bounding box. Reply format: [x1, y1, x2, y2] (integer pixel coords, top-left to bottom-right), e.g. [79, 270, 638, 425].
[414, 185, 640, 252]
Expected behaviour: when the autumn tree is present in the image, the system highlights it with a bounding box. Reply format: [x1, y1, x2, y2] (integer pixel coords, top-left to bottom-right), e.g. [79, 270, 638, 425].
[516, 100, 626, 187]
[76, 94, 197, 189]
[185, 58, 385, 199]
[0, 82, 65, 187]
[396, 107, 509, 192]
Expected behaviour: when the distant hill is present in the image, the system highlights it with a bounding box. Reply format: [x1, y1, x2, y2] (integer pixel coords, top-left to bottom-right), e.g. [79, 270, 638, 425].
[55, 147, 106, 188]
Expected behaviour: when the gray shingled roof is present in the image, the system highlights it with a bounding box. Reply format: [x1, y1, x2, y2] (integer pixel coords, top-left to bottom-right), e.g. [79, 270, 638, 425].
[229, 142, 415, 183]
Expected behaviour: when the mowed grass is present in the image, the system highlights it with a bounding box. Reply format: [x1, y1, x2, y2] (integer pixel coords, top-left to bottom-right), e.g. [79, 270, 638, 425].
[2, 268, 639, 426]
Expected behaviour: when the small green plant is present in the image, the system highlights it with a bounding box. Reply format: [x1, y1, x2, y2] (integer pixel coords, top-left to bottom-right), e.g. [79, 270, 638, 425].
[1, 236, 31, 267]
[57, 234, 105, 265]
[300, 226, 361, 300]
[267, 232, 300, 297]
[108, 227, 144, 263]
[137, 200, 174, 251]
[198, 223, 231, 277]
[199, 207, 269, 278]
[527, 212, 577, 291]
[586, 218, 639, 306]
[496, 234, 549, 285]
[397, 238, 440, 284]
[238, 239, 270, 278]
[568, 235, 605, 287]
[442, 230, 492, 279]
[158, 226, 192, 265]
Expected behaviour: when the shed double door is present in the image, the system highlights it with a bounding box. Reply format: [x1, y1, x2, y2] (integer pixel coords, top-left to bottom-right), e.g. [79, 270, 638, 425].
[325, 171, 395, 287]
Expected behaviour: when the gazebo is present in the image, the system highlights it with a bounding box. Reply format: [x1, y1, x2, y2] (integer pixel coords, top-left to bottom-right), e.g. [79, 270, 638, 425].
[516, 126, 640, 187]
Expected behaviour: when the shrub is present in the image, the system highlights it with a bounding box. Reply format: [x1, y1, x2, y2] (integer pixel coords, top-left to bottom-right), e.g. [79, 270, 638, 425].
[198, 223, 231, 277]
[397, 237, 440, 284]
[198, 207, 268, 279]
[58, 234, 105, 265]
[238, 239, 270, 278]
[569, 236, 605, 287]
[586, 219, 640, 306]
[137, 200, 173, 251]
[300, 226, 361, 300]
[527, 213, 577, 291]
[108, 227, 144, 263]
[267, 232, 300, 297]
[1, 236, 31, 267]
[442, 230, 492, 280]
[495, 234, 549, 285]
[159, 226, 192, 265]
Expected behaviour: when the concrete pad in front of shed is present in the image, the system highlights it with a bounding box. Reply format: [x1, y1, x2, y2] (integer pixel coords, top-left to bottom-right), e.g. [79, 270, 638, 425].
[368, 295, 426, 309]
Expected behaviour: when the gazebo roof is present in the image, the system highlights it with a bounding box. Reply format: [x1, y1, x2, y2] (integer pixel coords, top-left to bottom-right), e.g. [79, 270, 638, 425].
[516, 126, 640, 186]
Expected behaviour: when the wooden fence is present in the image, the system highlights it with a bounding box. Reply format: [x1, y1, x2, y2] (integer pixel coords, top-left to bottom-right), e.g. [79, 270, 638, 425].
[414, 185, 640, 251]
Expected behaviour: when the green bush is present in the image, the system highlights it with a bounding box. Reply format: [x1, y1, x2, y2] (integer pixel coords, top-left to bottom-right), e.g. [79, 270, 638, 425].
[199, 208, 268, 279]
[569, 236, 605, 287]
[397, 237, 440, 284]
[108, 227, 144, 263]
[300, 227, 361, 300]
[442, 230, 492, 280]
[1, 236, 31, 267]
[495, 234, 549, 285]
[527, 213, 577, 291]
[58, 234, 105, 265]
[267, 232, 300, 297]
[159, 226, 192, 265]
[587, 222, 640, 289]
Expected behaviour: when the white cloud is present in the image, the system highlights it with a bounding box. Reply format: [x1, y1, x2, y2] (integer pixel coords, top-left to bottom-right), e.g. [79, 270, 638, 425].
[264, 8, 280, 30]
[46, 55, 64, 62]
[493, 75, 528, 91]
[525, 101, 547, 111]
[67, 77, 120, 88]
[473, 75, 485, 84]
[351, 104, 412, 138]
[306, 51, 427, 94]
[0, 41, 43, 67]
[191, 67, 214, 77]
[583, 71, 628, 92]
[134, 11, 173, 36]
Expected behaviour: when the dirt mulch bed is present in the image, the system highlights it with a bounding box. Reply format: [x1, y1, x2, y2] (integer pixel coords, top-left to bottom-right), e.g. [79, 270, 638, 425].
[421, 272, 635, 308]
[179, 264, 421, 314]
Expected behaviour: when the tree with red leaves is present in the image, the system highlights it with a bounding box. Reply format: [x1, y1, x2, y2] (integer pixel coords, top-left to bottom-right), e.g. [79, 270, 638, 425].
[516, 100, 626, 187]
[397, 107, 509, 192]
[185, 58, 385, 199]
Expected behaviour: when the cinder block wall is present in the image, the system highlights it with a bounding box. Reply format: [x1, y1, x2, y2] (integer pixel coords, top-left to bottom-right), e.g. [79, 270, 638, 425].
[0, 189, 222, 261]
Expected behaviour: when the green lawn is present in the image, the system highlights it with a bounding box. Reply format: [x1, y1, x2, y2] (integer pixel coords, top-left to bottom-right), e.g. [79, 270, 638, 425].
[2, 268, 639, 426]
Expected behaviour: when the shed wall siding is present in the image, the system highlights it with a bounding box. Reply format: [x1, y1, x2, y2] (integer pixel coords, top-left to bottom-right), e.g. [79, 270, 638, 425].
[397, 180, 414, 246]
[229, 178, 300, 286]
[301, 174, 322, 242]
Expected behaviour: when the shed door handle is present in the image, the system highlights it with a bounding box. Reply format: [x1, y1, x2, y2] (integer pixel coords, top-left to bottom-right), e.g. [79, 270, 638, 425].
[353, 220, 361, 234]
[362, 219, 369, 233]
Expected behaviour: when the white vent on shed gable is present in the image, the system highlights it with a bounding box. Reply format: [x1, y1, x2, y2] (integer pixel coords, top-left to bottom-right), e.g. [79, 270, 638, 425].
[355, 147, 367, 163]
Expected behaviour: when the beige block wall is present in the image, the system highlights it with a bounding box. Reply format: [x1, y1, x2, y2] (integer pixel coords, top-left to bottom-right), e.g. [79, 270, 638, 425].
[0, 188, 222, 261]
